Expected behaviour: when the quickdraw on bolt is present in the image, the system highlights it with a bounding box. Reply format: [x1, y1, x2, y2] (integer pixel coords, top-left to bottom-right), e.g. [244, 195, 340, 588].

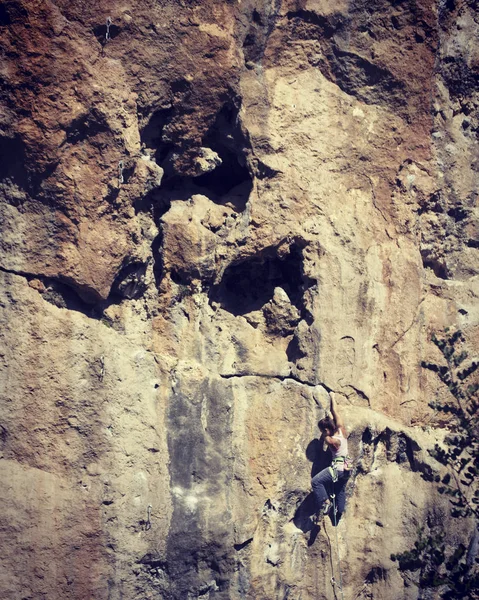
[118, 160, 124, 185]
[106, 17, 112, 42]
[146, 504, 152, 531]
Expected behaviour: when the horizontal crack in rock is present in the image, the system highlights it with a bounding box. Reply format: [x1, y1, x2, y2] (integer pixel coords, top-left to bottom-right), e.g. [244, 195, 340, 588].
[219, 372, 331, 390]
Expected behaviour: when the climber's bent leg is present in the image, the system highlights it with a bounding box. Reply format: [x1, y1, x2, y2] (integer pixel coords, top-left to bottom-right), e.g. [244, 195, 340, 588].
[333, 471, 350, 519]
[312, 467, 334, 512]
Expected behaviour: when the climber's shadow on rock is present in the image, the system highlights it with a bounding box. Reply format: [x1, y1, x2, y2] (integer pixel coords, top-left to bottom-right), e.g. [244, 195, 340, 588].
[293, 435, 331, 545]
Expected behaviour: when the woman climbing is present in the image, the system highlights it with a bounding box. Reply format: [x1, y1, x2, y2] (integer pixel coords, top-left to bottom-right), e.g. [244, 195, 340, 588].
[312, 392, 351, 523]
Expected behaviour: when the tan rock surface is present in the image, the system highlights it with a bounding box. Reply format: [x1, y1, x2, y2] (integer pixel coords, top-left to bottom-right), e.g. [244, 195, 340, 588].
[0, 1, 478, 599]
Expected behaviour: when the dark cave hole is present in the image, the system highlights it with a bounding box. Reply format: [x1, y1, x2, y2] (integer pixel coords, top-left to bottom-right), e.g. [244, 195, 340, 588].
[422, 256, 449, 279]
[151, 102, 253, 212]
[0, 5, 11, 26]
[193, 102, 253, 210]
[194, 145, 252, 199]
[209, 243, 314, 319]
[447, 206, 468, 222]
[152, 230, 165, 290]
[93, 22, 121, 44]
[243, 32, 260, 63]
[252, 9, 263, 25]
[140, 107, 174, 167]
[109, 261, 148, 301]
[286, 334, 306, 362]
[414, 31, 425, 43]
[171, 78, 192, 95]
[442, 0, 456, 13]
[170, 270, 190, 286]
[0, 136, 28, 190]
[362, 427, 373, 444]
[0, 2, 27, 26]
[157, 164, 251, 212]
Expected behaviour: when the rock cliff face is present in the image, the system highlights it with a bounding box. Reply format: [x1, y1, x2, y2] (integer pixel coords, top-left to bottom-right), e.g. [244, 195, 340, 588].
[0, 0, 478, 598]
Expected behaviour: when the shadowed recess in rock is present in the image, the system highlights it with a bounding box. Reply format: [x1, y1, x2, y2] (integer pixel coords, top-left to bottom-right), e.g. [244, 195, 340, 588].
[0, 2, 27, 26]
[197, 102, 252, 193]
[63, 112, 110, 146]
[0, 136, 29, 200]
[93, 21, 121, 44]
[421, 254, 449, 280]
[0, 260, 149, 326]
[285, 2, 428, 111]
[210, 242, 315, 321]
[357, 427, 423, 477]
[441, 55, 479, 98]
[109, 261, 148, 300]
[0, 134, 61, 208]
[242, 3, 282, 66]
[155, 102, 254, 212]
[140, 107, 175, 167]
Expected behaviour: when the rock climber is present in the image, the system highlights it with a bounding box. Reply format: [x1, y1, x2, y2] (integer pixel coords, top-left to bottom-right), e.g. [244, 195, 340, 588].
[312, 392, 351, 523]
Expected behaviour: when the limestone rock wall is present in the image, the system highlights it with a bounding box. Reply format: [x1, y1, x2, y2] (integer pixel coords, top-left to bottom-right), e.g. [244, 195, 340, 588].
[0, 1, 478, 599]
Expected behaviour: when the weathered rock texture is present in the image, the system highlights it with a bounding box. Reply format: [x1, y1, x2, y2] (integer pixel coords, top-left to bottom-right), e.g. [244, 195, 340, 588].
[0, 0, 478, 598]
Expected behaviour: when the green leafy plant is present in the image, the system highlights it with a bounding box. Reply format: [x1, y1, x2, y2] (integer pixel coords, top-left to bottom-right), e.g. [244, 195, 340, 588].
[175, 283, 192, 302]
[422, 328, 479, 519]
[392, 328, 479, 598]
[391, 527, 479, 599]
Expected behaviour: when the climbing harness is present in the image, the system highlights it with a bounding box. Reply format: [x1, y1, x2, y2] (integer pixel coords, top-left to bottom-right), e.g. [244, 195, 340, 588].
[328, 455, 353, 483]
[332, 455, 353, 470]
[331, 493, 345, 600]
[329, 464, 339, 482]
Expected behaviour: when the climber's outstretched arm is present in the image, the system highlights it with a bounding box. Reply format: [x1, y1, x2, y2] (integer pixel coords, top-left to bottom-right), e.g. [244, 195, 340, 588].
[330, 392, 347, 437]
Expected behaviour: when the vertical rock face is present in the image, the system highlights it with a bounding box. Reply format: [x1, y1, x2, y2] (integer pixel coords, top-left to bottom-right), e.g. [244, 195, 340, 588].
[0, 1, 478, 599]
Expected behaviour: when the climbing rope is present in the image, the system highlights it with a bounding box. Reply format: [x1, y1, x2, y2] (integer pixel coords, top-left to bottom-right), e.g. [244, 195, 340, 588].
[331, 493, 345, 600]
